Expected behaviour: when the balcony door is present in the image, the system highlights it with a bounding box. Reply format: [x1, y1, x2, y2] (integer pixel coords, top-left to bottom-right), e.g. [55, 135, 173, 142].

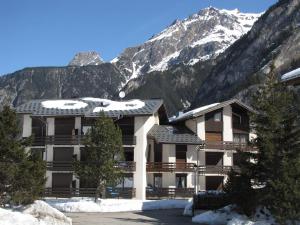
[176, 174, 187, 188]
[53, 147, 74, 162]
[55, 117, 75, 135]
[52, 173, 73, 190]
[176, 145, 187, 169]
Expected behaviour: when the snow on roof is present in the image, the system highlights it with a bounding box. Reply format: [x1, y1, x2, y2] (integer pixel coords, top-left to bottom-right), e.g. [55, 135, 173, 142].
[42, 100, 88, 109]
[281, 68, 300, 81]
[93, 99, 145, 112]
[171, 102, 220, 122]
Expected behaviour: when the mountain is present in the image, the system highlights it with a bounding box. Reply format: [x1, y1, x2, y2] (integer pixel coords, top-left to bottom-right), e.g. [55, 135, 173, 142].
[191, 0, 300, 108]
[112, 7, 260, 81]
[69, 51, 103, 66]
[0, 64, 125, 107]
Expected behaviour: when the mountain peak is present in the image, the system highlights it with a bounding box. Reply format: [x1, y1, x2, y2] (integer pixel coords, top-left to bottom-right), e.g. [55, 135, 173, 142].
[69, 51, 103, 66]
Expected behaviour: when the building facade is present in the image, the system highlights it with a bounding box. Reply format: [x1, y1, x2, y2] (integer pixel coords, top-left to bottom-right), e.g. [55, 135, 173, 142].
[16, 98, 254, 200]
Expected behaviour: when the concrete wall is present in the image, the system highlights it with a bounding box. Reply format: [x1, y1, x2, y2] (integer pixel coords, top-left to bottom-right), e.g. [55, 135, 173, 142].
[75, 117, 81, 131]
[22, 115, 32, 137]
[223, 151, 233, 166]
[197, 116, 205, 140]
[162, 173, 175, 188]
[185, 119, 197, 133]
[134, 115, 158, 200]
[223, 105, 233, 142]
[187, 145, 197, 164]
[162, 144, 175, 163]
[47, 118, 55, 136]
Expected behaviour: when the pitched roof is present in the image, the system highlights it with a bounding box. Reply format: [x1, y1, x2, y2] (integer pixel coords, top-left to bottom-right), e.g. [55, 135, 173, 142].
[16, 98, 164, 117]
[170, 99, 253, 123]
[281, 68, 300, 82]
[148, 125, 202, 145]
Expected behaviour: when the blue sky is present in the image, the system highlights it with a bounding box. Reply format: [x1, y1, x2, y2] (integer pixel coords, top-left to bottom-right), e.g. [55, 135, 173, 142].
[0, 0, 277, 75]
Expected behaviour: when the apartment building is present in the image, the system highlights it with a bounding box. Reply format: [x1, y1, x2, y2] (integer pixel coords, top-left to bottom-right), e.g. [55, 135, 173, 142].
[146, 99, 254, 198]
[16, 97, 254, 200]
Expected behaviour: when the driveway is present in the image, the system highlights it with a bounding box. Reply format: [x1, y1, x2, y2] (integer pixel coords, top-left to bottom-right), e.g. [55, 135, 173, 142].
[66, 209, 195, 225]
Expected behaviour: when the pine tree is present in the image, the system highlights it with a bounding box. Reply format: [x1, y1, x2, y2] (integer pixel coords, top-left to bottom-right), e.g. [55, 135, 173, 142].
[225, 67, 300, 223]
[0, 106, 46, 206]
[73, 112, 124, 201]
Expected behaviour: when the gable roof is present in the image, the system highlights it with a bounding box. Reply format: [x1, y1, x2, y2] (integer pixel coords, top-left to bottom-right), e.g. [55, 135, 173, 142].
[170, 99, 253, 123]
[16, 98, 164, 117]
[148, 125, 202, 145]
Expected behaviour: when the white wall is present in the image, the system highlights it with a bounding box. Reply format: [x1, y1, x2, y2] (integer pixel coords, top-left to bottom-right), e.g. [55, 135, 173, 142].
[47, 118, 55, 136]
[223, 151, 233, 166]
[75, 117, 81, 131]
[46, 145, 54, 161]
[162, 144, 175, 163]
[223, 105, 233, 141]
[187, 145, 198, 164]
[22, 115, 32, 137]
[45, 171, 52, 188]
[162, 173, 175, 188]
[197, 116, 205, 140]
[134, 115, 157, 200]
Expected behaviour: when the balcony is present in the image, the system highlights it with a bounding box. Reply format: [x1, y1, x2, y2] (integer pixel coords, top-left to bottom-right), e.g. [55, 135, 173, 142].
[146, 187, 194, 199]
[197, 165, 240, 175]
[46, 161, 136, 172]
[44, 187, 135, 198]
[146, 162, 196, 172]
[200, 141, 256, 151]
[31, 135, 136, 146]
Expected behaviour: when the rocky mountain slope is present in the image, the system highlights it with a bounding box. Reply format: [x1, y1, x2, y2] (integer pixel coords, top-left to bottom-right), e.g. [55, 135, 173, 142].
[123, 0, 300, 115]
[0, 64, 125, 107]
[191, 0, 300, 108]
[112, 7, 260, 80]
[69, 51, 103, 66]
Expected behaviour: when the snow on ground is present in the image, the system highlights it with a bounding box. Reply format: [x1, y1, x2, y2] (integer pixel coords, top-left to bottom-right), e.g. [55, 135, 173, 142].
[0, 200, 71, 225]
[42, 100, 88, 109]
[45, 198, 189, 213]
[191, 205, 299, 225]
[93, 99, 145, 112]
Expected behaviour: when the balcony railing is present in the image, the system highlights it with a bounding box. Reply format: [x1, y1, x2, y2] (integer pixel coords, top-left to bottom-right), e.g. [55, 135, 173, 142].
[31, 135, 136, 146]
[146, 162, 196, 172]
[46, 161, 136, 172]
[44, 187, 135, 199]
[197, 165, 240, 175]
[146, 187, 194, 199]
[199, 141, 256, 151]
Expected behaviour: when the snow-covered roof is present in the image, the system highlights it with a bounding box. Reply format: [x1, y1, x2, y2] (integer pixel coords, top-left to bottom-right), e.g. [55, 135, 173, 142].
[16, 97, 163, 117]
[281, 68, 300, 82]
[170, 99, 253, 123]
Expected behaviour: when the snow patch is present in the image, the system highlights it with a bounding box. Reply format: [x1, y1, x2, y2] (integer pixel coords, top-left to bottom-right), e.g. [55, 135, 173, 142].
[42, 100, 88, 109]
[45, 198, 189, 213]
[183, 198, 193, 216]
[93, 99, 145, 112]
[0, 200, 71, 225]
[281, 67, 300, 81]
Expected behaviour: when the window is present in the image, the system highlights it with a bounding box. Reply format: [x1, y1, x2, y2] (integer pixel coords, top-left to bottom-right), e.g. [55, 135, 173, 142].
[214, 112, 222, 122]
[176, 174, 187, 188]
[233, 134, 248, 143]
[154, 174, 162, 188]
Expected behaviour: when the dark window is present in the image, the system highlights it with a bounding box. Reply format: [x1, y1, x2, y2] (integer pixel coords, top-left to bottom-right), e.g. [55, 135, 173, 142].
[205, 152, 223, 166]
[233, 113, 242, 124]
[52, 173, 73, 188]
[176, 174, 187, 188]
[53, 147, 74, 162]
[154, 143, 162, 162]
[233, 153, 241, 166]
[124, 147, 134, 161]
[206, 176, 224, 190]
[32, 118, 46, 137]
[31, 148, 44, 160]
[55, 117, 75, 135]
[176, 145, 187, 160]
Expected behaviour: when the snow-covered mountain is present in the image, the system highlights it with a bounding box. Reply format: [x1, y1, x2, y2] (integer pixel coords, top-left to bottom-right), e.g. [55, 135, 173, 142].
[69, 51, 103, 66]
[112, 7, 261, 80]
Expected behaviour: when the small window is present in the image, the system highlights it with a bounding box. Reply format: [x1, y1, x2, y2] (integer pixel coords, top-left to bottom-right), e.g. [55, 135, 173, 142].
[233, 113, 242, 124]
[214, 112, 222, 122]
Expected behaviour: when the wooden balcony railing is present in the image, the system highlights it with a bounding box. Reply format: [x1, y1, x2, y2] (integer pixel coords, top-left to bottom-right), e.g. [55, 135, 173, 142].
[146, 187, 194, 199]
[46, 161, 136, 172]
[197, 165, 240, 175]
[44, 187, 135, 199]
[199, 141, 256, 151]
[146, 162, 196, 172]
[31, 135, 136, 146]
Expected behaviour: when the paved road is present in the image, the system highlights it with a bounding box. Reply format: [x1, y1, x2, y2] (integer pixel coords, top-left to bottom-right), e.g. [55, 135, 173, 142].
[66, 209, 195, 225]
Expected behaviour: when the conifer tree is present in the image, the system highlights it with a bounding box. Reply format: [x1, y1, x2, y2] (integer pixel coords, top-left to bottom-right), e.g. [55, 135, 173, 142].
[0, 106, 46, 206]
[74, 112, 124, 201]
[225, 67, 300, 223]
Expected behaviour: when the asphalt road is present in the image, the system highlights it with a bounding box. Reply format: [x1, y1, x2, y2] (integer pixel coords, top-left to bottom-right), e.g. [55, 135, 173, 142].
[66, 209, 195, 225]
